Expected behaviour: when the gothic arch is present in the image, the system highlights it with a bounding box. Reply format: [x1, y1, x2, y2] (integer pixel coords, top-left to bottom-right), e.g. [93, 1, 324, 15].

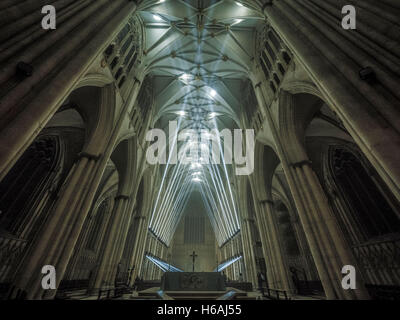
[278, 90, 325, 163]
[68, 84, 116, 155]
[0, 135, 63, 237]
[253, 142, 281, 201]
[111, 136, 137, 196]
[316, 138, 400, 243]
[75, 73, 114, 90]
[253, 141, 279, 201]
[281, 80, 323, 101]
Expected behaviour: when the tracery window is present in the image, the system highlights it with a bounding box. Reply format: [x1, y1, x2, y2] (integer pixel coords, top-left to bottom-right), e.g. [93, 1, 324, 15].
[330, 147, 400, 241]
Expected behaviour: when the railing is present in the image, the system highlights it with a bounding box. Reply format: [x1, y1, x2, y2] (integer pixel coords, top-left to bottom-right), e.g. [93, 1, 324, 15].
[226, 282, 253, 292]
[97, 286, 128, 300]
[58, 279, 89, 291]
[264, 288, 290, 300]
[352, 235, 400, 286]
[0, 233, 28, 282]
[365, 284, 400, 300]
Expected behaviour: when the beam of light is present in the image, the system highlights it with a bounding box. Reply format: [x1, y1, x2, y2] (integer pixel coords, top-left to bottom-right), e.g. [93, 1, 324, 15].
[160, 181, 194, 244]
[176, 110, 186, 116]
[167, 184, 194, 244]
[199, 184, 226, 245]
[210, 120, 241, 229]
[146, 254, 183, 272]
[159, 177, 192, 242]
[208, 112, 218, 119]
[206, 166, 235, 236]
[179, 73, 191, 83]
[206, 163, 236, 231]
[209, 88, 217, 97]
[157, 170, 193, 240]
[153, 163, 186, 230]
[201, 173, 231, 241]
[232, 19, 243, 26]
[213, 255, 242, 272]
[149, 115, 183, 229]
[145, 4, 246, 247]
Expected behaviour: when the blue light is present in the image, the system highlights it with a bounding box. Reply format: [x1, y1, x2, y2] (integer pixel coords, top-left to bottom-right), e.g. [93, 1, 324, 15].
[213, 255, 242, 272]
[146, 254, 183, 272]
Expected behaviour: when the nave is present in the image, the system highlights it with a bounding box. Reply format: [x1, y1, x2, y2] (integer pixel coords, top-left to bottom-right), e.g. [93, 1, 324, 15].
[0, 0, 399, 300]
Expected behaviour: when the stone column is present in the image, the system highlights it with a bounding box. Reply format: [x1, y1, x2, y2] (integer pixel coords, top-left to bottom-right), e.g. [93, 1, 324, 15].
[296, 161, 370, 299]
[63, 209, 96, 281]
[252, 200, 277, 288]
[289, 209, 319, 281]
[9, 151, 103, 299]
[91, 194, 130, 289]
[258, 199, 291, 291]
[131, 219, 150, 284]
[128, 215, 147, 286]
[0, 0, 138, 181]
[262, 1, 400, 202]
[158, 246, 165, 279]
[254, 83, 369, 299]
[241, 217, 258, 288]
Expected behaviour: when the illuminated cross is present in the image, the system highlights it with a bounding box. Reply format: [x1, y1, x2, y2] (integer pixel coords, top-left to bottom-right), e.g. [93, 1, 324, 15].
[190, 251, 198, 272]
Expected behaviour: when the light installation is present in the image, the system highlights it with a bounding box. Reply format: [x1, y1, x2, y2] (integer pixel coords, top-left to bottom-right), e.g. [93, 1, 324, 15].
[146, 254, 183, 272]
[213, 255, 243, 272]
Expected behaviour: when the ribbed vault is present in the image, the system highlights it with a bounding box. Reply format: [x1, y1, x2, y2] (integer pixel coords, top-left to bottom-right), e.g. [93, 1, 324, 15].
[138, 0, 264, 245]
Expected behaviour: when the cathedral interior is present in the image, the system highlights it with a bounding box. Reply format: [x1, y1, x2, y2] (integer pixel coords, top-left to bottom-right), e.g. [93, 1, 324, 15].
[0, 0, 399, 301]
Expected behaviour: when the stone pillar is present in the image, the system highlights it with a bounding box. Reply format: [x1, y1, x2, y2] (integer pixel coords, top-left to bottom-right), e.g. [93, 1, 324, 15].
[289, 209, 319, 281]
[293, 160, 370, 299]
[262, 1, 400, 202]
[128, 215, 147, 286]
[252, 200, 277, 288]
[230, 242, 235, 280]
[9, 151, 104, 299]
[90, 194, 130, 290]
[0, 0, 138, 181]
[241, 217, 258, 288]
[158, 246, 165, 279]
[132, 220, 150, 284]
[258, 199, 291, 291]
[254, 83, 369, 299]
[63, 209, 96, 281]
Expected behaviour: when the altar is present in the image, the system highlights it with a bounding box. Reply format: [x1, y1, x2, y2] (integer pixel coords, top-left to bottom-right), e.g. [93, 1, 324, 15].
[161, 272, 226, 291]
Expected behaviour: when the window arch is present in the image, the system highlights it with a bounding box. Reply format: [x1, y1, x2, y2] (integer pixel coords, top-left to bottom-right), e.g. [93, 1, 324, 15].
[329, 146, 400, 242]
[0, 136, 61, 236]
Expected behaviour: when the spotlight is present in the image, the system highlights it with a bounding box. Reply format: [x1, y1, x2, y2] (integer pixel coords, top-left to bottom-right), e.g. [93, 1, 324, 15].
[179, 73, 190, 82]
[209, 112, 218, 119]
[191, 163, 202, 169]
[192, 177, 202, 182]
[210, 89, 217, 97]
[176, 111, 186, 116]
[153, 14, 163, 21]
[236, 2, 244, 6]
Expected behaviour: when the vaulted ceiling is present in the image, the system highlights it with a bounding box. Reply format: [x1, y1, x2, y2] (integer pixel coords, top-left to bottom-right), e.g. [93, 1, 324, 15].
[138, 0, 264, 129]
[137, 0, 265, 245]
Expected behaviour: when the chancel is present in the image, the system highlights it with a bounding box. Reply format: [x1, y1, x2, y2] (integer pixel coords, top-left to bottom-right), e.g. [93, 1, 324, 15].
[0, 0, 399, 301]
